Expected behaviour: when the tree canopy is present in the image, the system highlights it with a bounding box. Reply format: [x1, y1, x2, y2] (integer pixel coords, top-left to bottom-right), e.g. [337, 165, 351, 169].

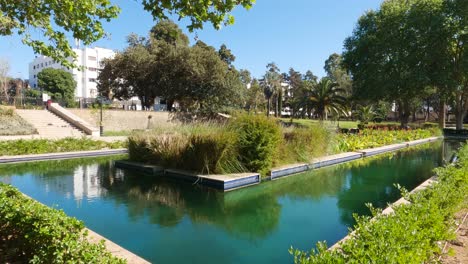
[98, 20, 244, 116]
[37, 68, 76, 102]
[343, 0, 467, 128]
[1, 0, 255, 68]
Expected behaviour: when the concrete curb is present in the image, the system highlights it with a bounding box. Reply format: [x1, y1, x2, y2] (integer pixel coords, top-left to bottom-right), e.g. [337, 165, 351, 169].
[0, 149, 128, 164]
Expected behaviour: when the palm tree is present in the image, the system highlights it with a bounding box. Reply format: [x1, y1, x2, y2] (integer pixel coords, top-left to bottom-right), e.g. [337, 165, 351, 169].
[307, 78, 347, 120]
[261, 63, 282, 117]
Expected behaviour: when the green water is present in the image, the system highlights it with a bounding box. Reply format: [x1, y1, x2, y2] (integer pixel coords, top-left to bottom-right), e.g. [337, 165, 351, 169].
[0, 140, 461, 263]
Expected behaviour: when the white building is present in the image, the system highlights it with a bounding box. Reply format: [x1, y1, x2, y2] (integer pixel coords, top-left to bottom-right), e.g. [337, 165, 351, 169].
[28, 47, 115, 98]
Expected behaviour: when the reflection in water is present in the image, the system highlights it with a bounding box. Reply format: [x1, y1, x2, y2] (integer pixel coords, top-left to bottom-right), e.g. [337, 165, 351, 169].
[0, 140, 463, 264]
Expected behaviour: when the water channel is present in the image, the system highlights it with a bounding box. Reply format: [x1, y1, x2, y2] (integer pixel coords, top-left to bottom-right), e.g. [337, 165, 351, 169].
[0, 140, 462, 263]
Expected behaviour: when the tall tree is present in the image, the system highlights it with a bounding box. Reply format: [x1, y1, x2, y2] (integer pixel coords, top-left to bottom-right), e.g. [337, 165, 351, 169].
[261, 63, 282, 117]
[324, 53, 353, 97]
[37, 68, 76, 102]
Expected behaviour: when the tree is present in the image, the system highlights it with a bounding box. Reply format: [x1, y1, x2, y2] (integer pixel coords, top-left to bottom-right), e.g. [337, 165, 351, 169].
[324, 53, 352, 97]
[0, 58, 9, 100]
[99, 20, 245, 116]
[246, 79, 265, 113]
[1, 0, 255, 68]
[37, 68, 76, 102]
[343, 1, 433, 127]
[306, 78, 347, 120]
[285, 68, 303, 117]
[218, 44, 236, 66]
[261, 63, 282, 117]
[343, 0, 467, 129]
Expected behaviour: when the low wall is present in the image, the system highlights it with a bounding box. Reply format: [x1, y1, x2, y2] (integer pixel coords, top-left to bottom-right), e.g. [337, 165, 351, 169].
[68, 109, 174, 131]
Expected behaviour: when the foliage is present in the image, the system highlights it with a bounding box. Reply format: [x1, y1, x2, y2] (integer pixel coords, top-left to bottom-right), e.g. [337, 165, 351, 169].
[99, 20, 244, 116]
[141, 0, 255, 31]
[230, 114, 282, 175]
[0, 183, 126, 263]
[0, 0, 120, 68]
[37, 68, 76, 104]
[1, 0, 254, 68]
[305, 78, 347, 120]
[290, 142, 468, 263]
[0, 138, 124, 156]
[129, 115, 284, 176]
[334, 128, 442, 153]
[280, 125, 331, 164]
[0, 107, 37, 135]
[343, 0, 467, 128]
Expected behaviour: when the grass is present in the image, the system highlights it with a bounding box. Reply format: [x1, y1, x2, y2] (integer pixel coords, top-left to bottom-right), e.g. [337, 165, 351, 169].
[102, 130, 134, 137]
[0, 137, 125, 156]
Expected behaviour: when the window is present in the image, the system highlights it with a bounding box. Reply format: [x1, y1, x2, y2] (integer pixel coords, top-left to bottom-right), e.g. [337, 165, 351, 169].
[88, 67, 97, 72]
[41, 63, 43, 67]
[33, 84, 36, 88]
[88, 78, 96, 83]
[33, 66, 35, 69]
[88, 56, 97, 61]
[33, 75, 36, 78]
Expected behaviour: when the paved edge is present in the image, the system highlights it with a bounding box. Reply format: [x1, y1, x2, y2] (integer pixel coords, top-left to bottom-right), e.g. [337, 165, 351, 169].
[0, 149, 128, 164]
[85, 229, 151, 264]
[269, 136, 443, 180]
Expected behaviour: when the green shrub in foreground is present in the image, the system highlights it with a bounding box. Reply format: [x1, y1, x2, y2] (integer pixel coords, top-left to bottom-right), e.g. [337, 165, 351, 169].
[0, 138, 125, 156]
[230, 114, 282, 175]
[290, 143, 468, 263]
[0, 183, 126, 263]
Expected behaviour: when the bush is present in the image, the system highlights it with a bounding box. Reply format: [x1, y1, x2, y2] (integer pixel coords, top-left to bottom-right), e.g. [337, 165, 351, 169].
[182, 131, 243, 174]
[230, 114, 282, 175]
[290, 143, 468, 263]
[0, 183, 126, 263]
[280, 125, 331, 164]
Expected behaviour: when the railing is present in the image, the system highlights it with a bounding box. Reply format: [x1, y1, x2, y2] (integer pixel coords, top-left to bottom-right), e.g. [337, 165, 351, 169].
[0, 96, 44, 109]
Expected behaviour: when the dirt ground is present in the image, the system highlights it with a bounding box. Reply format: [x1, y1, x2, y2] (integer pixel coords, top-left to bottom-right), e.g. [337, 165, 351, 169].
[442, 208, 468, 264]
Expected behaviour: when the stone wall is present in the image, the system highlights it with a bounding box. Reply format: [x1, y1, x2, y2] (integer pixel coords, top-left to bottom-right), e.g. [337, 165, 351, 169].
[68, 109, 174, 131]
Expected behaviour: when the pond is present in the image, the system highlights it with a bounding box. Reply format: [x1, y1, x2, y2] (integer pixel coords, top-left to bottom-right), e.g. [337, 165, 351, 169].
[0, 140, 462, 263]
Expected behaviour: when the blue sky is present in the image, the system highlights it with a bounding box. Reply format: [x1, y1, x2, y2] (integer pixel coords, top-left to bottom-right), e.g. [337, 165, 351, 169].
[0, 0, 383, 80]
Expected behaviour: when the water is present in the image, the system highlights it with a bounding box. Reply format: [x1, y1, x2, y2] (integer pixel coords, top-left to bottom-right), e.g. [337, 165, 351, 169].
[0, 140, 462, 263]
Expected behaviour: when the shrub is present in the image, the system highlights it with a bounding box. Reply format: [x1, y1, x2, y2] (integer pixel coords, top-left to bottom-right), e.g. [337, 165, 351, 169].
[290, 143, 468, 263]
[280, 125, 331, 164]
[182, 131, 243, 174]
[0, 183, 126, 263]
[230, 114, 282, 175]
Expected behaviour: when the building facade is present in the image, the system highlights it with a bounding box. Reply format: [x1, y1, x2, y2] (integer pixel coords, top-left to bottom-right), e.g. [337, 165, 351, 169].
[28, 47, 115, 98]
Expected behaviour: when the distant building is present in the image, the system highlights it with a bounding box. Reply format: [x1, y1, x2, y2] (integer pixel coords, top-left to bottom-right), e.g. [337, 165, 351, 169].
[28, 47, 115, 98]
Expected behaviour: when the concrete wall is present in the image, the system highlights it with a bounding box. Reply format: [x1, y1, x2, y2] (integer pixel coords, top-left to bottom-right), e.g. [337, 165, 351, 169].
[68, 109, 174, 131]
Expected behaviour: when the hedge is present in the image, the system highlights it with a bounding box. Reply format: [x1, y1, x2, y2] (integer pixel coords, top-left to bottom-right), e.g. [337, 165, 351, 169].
[0, 183, 126, 263]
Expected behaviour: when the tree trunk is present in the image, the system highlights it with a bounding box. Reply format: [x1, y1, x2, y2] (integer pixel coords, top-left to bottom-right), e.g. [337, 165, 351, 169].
[278, 90, 283, 118]
[425, 101, 430, 122]
[454, 91, 468, 130]
[399, 100, 410, 128]
[267, 97, 271, 117]
[274, 95, 278, 117]
[438, 99, 446, 129]
[167, 99, 175, 111]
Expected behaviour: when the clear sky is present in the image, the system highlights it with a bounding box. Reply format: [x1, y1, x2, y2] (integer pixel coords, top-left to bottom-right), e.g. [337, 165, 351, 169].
[0, 0, 383, 80]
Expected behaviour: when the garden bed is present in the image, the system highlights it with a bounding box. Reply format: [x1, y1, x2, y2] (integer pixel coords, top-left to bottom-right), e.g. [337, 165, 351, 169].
[0, 107, 37, 136]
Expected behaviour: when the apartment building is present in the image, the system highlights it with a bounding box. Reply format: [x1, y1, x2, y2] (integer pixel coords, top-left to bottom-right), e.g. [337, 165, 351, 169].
[28, 47, 115, 98]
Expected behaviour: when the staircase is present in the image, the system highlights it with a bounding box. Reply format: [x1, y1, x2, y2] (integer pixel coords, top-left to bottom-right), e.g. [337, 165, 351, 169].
[15, 109, 85, 138]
